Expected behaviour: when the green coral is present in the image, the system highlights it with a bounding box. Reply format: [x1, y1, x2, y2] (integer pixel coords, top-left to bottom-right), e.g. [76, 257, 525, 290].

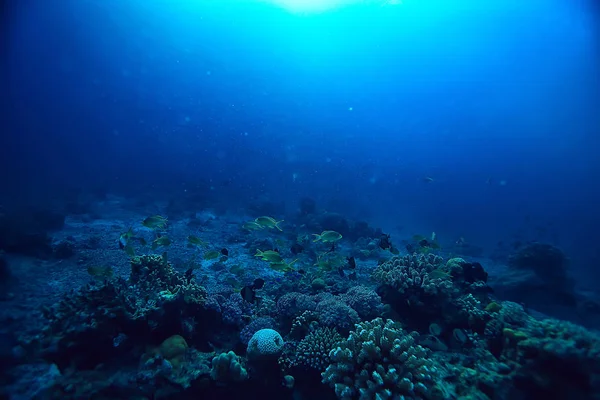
[485, 301, 502, 313]
[291, 327, 343, 372]
[373, 254, 452, 296]
[322, 318, 443, 400]
[509, 318, 600, 396]
[37, 253, 211, 371]
[128, 254, 207, 316]
[210, 351, 248, 384]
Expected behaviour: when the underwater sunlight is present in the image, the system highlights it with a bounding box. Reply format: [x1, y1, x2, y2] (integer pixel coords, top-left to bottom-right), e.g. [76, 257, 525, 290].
[1, 0, 600, 398]
[262, 0, 362, 13]
[258, 0, 400, 13]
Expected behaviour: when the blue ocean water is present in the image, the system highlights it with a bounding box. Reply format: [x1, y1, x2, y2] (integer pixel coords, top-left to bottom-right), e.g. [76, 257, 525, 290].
[1, 0, 600, 399]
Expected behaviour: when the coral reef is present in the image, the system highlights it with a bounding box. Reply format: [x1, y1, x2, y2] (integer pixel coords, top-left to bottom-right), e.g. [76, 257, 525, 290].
[322, 318, 442, 400]
[240, 316, 277, 345]
[373, 253, 449, 295]
[316, 298, 361, 334]
[494, 243, 579, 315]
[340, 285, 383, 320]
[373, 254, 493, 333]
[286, 327, 343, 372]
[5, 218, 600, 400]
[34, 254, 214, 369]
[247, 328, 285, 361]
[500, 315, 600, 398]
[211, 351, 248, 384]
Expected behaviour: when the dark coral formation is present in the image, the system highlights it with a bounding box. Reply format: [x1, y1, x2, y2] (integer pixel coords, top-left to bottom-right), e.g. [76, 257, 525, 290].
[373, 255, 493, 333]
[322, 318, 441, 399]
[6, 249, 600, 400]
[495, 242, 578, 309]
[34, 254, 214, 370]
[287, 327, 343, 372]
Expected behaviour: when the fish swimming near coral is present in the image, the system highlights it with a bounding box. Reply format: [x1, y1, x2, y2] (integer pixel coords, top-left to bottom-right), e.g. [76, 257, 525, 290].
[428, 269, 452, 280]
[118, 227, 134, 249]
[187, 235, 206, 247]
[240, 285, 257, 303]
[123, 244, 136, 257]
[152, 236, 172, 249]
[290, 243, 304, 255]
[240, 278, 266, 304]
[242, 221, 264, 231]
[254, 249, 284, 263]
[269, 259, 297, 273]
[378, 233, 392, 250]
[184, 268, 195, 283]
[251, 278, 265, 290]
[87, 265, 114, 279]
[142, 215, 168, 230]
[254, 216, 284, 231]
[346, 256, 356, 269]
[312, 230, 343, 243]
[203, 250, 221, 260]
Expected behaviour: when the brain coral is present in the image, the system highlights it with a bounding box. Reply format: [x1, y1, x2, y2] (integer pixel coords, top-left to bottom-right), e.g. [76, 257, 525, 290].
[247, 328, 285, 360]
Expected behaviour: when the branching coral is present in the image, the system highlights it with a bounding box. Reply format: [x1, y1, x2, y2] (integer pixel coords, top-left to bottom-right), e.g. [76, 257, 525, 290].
[340, 285, 383, 320]
[289, 327, 343, 372]
[502, 316, 600, 398]
[316, 298, 360, 334]
[38, 254, 212, 369]
[276, 292, 317, 319]
[373, 254, 494, 334]
[322, 318, 442, 400]
[373, 254, 451, 296]
[211, 351, 248, 384]
[240, 316, 277, 345]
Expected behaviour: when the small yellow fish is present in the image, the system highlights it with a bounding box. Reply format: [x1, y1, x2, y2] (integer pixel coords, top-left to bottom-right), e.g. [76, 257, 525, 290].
[204, 250, 221, 260]
[242, 221, 264, 231]
[87, 266, 114, 278]
[429, 269, 451, 280]
[230, 264, 245, 275]
[254, 249, 284, 263]
[142, 215, 168, 230]
[123, 244, 136, 257]
[254, 216, 284, 231]
[152, 236, 172, 249]
[187, 235, 206, 247]
[296, 233, 311, 243]
[269, 259, 297, 272]
[119, 227, 134, 248]
[225, 276, 242, 289]
[312, 230, 343, 243]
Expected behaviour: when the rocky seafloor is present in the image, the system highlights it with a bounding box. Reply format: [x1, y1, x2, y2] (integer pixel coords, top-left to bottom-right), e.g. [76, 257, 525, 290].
[1, 197, 599, 400]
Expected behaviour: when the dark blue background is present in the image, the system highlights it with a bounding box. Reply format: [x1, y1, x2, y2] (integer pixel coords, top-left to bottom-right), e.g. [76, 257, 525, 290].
[1, 0, 599, 275]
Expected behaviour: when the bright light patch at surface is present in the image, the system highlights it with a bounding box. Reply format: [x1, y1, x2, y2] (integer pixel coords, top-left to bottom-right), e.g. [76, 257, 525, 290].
[262, 0, 381, 13]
